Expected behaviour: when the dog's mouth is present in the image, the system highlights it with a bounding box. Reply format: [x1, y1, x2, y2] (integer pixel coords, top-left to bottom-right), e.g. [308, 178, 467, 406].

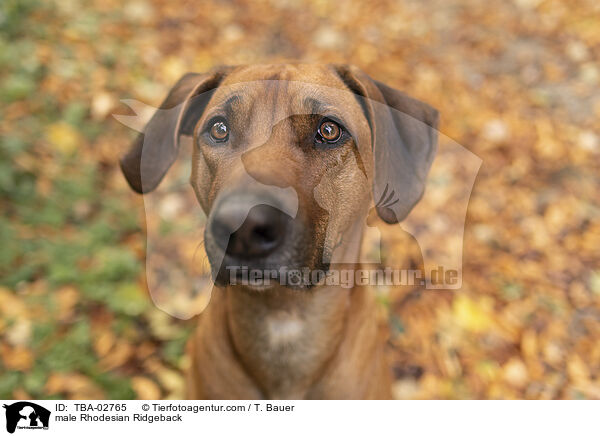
[212, 260, 331, 291]
[203, 211, 327, 290]
[201, 188, 332, 290]
[204, 232, 329, 291]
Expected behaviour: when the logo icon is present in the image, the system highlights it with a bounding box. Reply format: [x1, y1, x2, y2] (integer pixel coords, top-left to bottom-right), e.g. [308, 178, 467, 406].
[2, 402, 50, 434]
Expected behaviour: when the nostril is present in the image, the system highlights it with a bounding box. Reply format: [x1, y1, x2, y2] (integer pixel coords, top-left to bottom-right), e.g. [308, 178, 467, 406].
[236, 205, 287, 257]
[210, 202, 288, 259]
[252, 224, 277, 244]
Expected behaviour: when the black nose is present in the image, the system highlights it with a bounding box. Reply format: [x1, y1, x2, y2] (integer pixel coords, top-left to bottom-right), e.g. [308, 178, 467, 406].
[210, 202, 288, 258]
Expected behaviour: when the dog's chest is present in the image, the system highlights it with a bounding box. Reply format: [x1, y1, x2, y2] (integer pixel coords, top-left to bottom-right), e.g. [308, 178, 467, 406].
[266, 312, 305, 348]
[228, 307, 342, 399]
[265, 313, 342, 398]
[225, 287, 349, 399]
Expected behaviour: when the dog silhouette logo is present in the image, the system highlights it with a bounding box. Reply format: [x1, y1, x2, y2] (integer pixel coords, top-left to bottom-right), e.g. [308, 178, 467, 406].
[2, 402, 50, 434]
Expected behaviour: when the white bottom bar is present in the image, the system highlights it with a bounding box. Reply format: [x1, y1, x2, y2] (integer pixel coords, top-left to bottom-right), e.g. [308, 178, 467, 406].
[0, 400, 593, 436]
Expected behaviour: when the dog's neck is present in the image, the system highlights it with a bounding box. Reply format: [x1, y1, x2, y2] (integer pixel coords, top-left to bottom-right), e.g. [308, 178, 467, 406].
[224, 281, 352, 399]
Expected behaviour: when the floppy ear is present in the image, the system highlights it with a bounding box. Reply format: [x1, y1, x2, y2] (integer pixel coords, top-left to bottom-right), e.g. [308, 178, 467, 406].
[333, 65, 439, 223]
[120, 67, 232, 193]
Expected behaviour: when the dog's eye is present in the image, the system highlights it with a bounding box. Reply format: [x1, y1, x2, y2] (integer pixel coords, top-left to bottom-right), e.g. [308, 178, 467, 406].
[315, 119, 345, 148]
[319, 120, 341, 141]
[208, 119, 229, 142]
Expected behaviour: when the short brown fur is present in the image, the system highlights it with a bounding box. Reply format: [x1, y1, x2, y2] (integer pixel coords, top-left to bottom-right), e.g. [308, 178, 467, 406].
[120, 64, 439, 400]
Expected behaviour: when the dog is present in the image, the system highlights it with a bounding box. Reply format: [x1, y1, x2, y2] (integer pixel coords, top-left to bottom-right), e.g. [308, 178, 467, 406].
[120, 64, 439, 399]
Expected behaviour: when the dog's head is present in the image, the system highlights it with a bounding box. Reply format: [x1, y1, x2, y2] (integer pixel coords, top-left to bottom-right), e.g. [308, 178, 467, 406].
[120, 64, 438, 289]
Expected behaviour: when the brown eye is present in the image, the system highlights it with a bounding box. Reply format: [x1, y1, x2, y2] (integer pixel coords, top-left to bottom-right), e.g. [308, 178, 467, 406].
[209, 120, 229, 142]
[319, 120, 341, 142]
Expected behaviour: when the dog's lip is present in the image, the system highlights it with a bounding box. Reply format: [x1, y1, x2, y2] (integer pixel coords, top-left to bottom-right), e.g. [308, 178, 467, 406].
[212, 260, 329, 291]
[238, 281, 275, 292]
[217, 258, 291, 277]
[213, 262, 280, 290]
[205, 245, 291, 269]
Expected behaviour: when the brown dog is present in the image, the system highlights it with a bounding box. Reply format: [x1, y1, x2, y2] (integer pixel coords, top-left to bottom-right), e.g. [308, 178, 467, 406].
[120, 64, 438, 399]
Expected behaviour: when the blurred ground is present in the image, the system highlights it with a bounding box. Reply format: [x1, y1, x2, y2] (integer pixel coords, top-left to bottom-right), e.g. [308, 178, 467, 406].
[1, 0, 599, 399]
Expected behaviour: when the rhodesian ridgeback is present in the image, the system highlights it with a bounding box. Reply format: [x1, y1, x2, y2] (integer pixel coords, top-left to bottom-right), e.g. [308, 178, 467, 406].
[120, 64, 439, 399]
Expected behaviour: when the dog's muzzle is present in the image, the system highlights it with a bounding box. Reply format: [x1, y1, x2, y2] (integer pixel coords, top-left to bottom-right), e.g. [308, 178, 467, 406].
[205, 188, 303, 287]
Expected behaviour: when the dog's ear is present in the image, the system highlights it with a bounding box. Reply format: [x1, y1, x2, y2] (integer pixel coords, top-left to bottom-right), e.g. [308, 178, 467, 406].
[120, 67, 233, 193]
[333, 65, 439, 223]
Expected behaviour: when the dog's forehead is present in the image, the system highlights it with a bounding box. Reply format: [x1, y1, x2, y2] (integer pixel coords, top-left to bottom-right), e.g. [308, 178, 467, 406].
[223, 64, 346, 88]
[209, 65, 354, 108]
[204, 64, 366, 134]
